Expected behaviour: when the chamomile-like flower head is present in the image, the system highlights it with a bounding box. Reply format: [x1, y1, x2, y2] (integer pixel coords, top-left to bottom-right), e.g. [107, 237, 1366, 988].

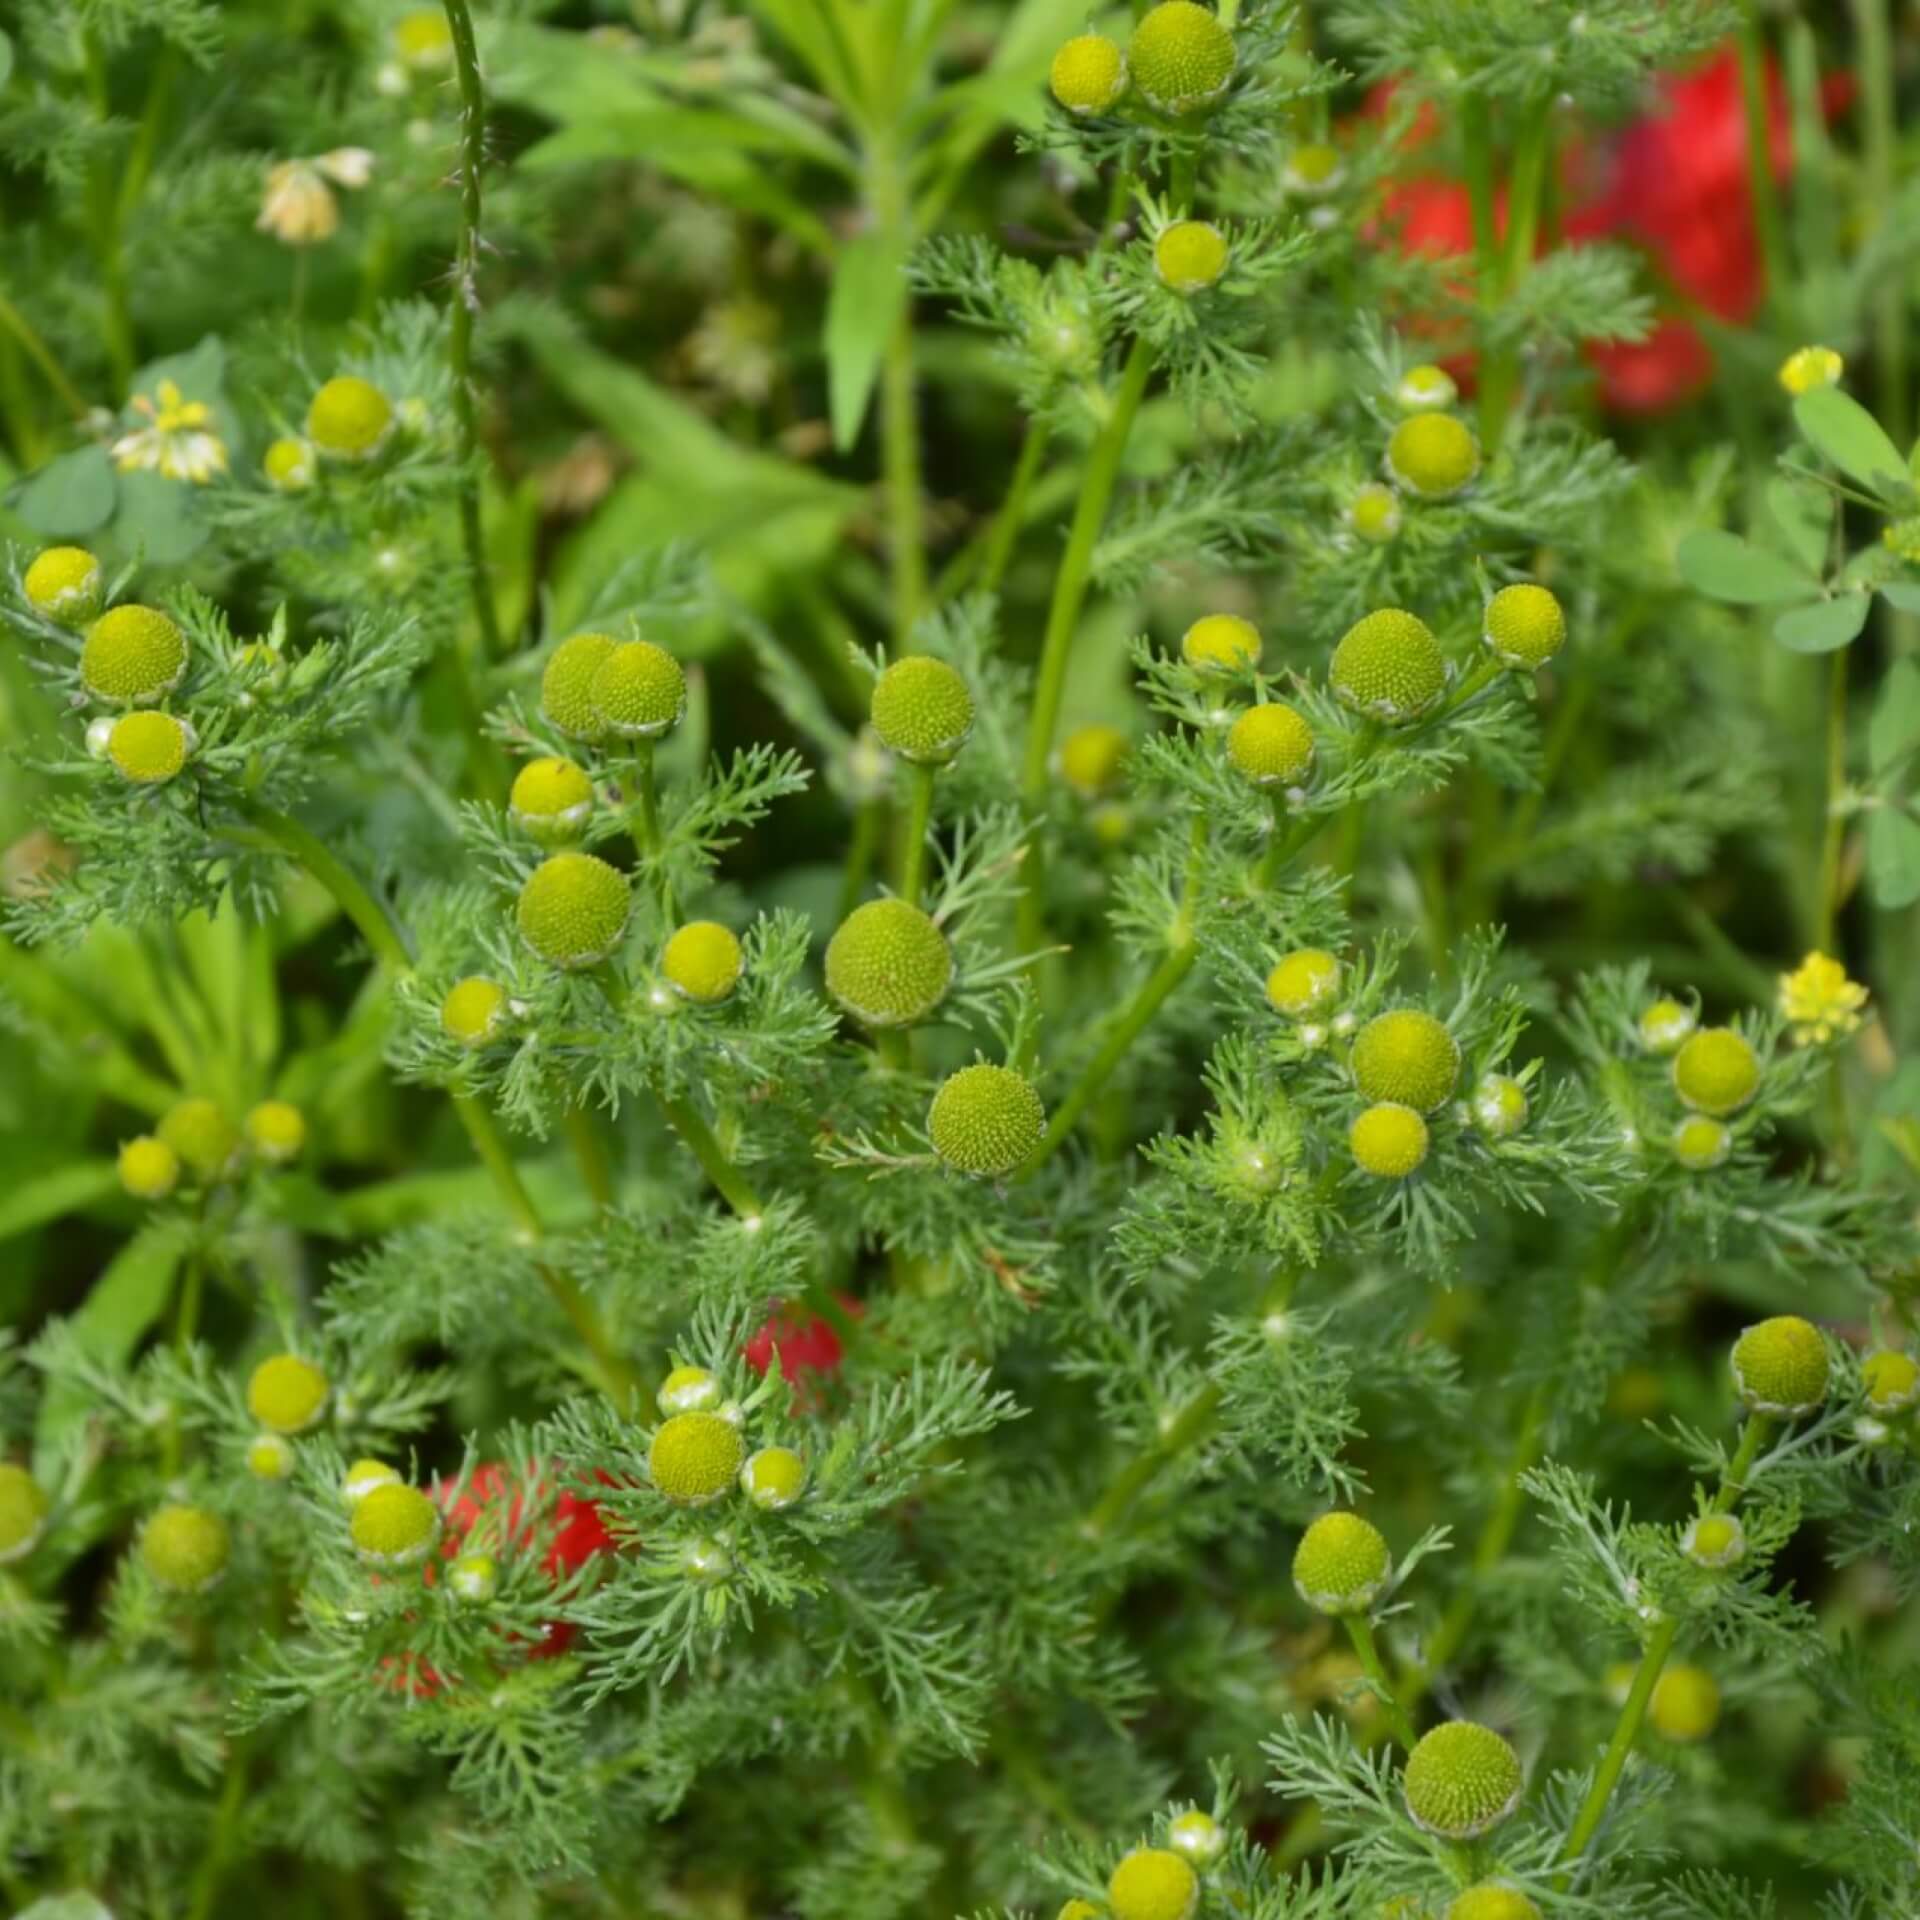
[263, 437, 315, 491]
[516, 852, 631, 969]
[929, 1064, 1046, 1177]
[245, 1099, 306, 1164]
[1349, 1103, 1429, 1179]
[24, 546, 103, 626]
[871, 657, 974, 766]
[1402, 1722, 1523, 1838]
[649, 1412, 745, 1506]
[1483, 584, 1566, 670]
[1351, 1009, 1459, 1113]
[1292, 1511, 1390, 1614]
[1165, 1810, 1225, 1865]
[246, 1354, 330, 1435]
[1346, 483, 1402, 545]
[1049, 33, 1128, 114]
[1396, 364, 1458, 411]
[118, 1135, 181, 1201]
[1126, 2, 1235, 115]
[1181, 612, 1261, 673]
[350, 1482, 442, 1566]
[1107, 1846, 1199, 1920]
[1265, 948, 1340, 1018]
[1472, 1073, 1528, 1140]
[159, 1098, 237, 1183]
[107, 711, 194, 785]
[307, 376, 394, 461]
[1730, 1315, 1829, 1417]
[1154, 220, 1229, 293]
[1058, 723, 1129, 797]
[1445, 1887, 1540, 1920]
[1385, 413, 1480, 499]
[1649, 1664, 1720, 1743]
[1862, 1349, 1920, 1414]
[741, 1445, 807, 1511]
[662, 921, 744, 1004]
[1671, 1115, 1731, 1170]
[541, 632, 619, 741]
[1329, 609, 1446, 723]
[441, 976, 510, 1047]
[825, 898, 953, 1029]
[509, 757, 595, 843]
[1638, 996, 1697, 1055]
[82, 605, 188, 705]
[1680, 1511, 1745, 1569]
[658, 1365, 721, 1415]
[1672, 1027, 1760, 1116]
[141, 1503, 231, 1593]
[1226, 702, 1313, 788]
[590, 640, 686, 740]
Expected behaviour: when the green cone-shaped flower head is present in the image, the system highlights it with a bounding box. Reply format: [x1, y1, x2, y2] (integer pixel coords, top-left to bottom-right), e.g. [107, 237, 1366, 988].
[1402, 1721, 1523, 1838]
[929, 1063, 1046, 1177]
[649, 1412, 745, 1506]
[516, 852, 631, 969]
[1730, 1315, 1828, 1417]
[82, 605, 187, 705]
[1351, 1009, 1459, 1113]
[825, 898, 954, 1029]
[1329, 609, 1446, 723]
[871, 657, 974, 766]
[1126, 2, 1235, 114]
[1292, 1511, 1390, 1614]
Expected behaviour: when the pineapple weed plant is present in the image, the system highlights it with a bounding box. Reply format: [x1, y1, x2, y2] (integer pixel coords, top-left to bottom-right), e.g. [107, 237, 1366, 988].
[6, 1, 1920, 1918]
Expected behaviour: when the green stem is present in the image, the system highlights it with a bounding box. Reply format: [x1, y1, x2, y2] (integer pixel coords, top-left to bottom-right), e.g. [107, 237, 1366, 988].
[881, 309, 926, 651]
[563, 1104, 615, 1209]
[1082, 1384, 1221, 1539]
[1555, 1416, 1772, 1877]
[630, 742, 680, 923]
[82, 33, 134, 391]
[1734, 5, 1790, 328]
[229, 801, 413, 975]
[1477, 101, 1551, 447]
[1344, 1614, 1417, 1750]
[897, 762, 936, 907]
[936, 419, 1050, 604]
[655, 1093, 764, 1219]
[184, 1745, 249, 1920]
[1816, 647, 1847, 953]
[440, 0, 506, 663]
[1851, 0, 1906, 439]
[0, 289, 89, 421]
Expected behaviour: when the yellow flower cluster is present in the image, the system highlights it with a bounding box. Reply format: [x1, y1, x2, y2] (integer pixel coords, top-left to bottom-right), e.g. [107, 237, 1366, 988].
[1776, 951, 1868, 1046]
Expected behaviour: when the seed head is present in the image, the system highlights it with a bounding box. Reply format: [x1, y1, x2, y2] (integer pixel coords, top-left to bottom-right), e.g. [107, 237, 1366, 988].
[1181, 612, 1260, 673]
[307, 376, 394, 460]
[0, 1464, 50, 1566]
[442, 976, 511, 1047]
[1862, 1349, 1920, 1414]
[245, 1099, 306, 1164]
[929, 1063, 1047, 1177]
[1107, 1845, 1199, 1920]
[1484, 584, 1566, 670]
[649, 1411, 746, 1506]
[1649, 1663, 1720, 1743]
[1049, 33, 1128, 113]
[741, 1445, 807, 1510]
[1126, 2, 1235, 115]
[246, 1433, 296, 1481]
[662, 920, 744, 1004]
[1680, 1511, 1745, 1569]
[1779, 345, 1844, 395]
[509, 757, 595, 843]
[1165, 1809, 1225, 1864]
[1292, 1511, 1390, 1614]
[247, 1354, 330, 1434]
[1672, 1027, 1760, 1116]
[1329, 609, 1446, 722]
[1385, 413, 1480, 498]
[263, 437, 315, 491]
[825, 898, 953, 1028]
[1349, 1103, 1429, 1179]
[1226, 701, 1314, 788]
[159, 1097, 238, 1182]
[590, 639, 686, 739]
[24, 545, 103, 625]
[1266, 948, 1340, 1018]
[342, 1459, 401, 1505]
[1444, 1887, 1540, 1920]
[516, 852, 631, 969]
[871, 656, 974, 766]
[1396, 364, 1458, 411]
[351, 1482, 442, 1566]
[449, 1553, 499, 1603]
[541, 632, 619, 741]
[1347, 483, 1402, 545]
[1472, 1073, 1528, 1140]
[1670, 1115, 1730, 1171]
[1730, 1314, 1829, 1417]
[1155, 219, 1229, 293]
[1402, 1721, 1523, 1838]
[1638, 996, 1696, 1054]
[1352, 1009, 1459, 1112]
[1058, 723, 1129, 797]
[107, 711, 194, 784]
[118, 1134, 181, 1201]
[141, 1503, 231, 1593]
[82, 605, 188, 705]
[659, 1365, 722, 1415]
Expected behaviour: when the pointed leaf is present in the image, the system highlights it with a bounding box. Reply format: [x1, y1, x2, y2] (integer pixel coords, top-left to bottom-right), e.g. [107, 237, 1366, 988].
[825, 227, 909, 453]
[1676, 528, 1818, 605]
[1867, 806, 1920, 909]
[1773, 594, 1870, 653]
[1794, 387, 1912, 503]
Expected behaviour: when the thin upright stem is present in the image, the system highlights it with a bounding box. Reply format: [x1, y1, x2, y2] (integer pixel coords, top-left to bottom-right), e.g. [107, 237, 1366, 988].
[0, 290, 90, 421]
[1081, 1384, 1221, 1539]
[977, 422, 1049, 598]
[563, 1105, 615, 1209]
[897, 762, 936, 907]
[881, 309, 926, 651]
[1734, 5, 1790, 327]
[1816, 646, 1848, 953]
[1851, 0, 1906, 440]
[655, 1093, 764, 1220]
[629, 741, 679, 922]
[440, 0, 506, 663]
[229, 801, 413, 975]
[1344, 1615, 1417, 1751]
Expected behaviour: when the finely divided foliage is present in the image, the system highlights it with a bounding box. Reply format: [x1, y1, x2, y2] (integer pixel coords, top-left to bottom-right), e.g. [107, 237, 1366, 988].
[0, 0, 1916, 1918]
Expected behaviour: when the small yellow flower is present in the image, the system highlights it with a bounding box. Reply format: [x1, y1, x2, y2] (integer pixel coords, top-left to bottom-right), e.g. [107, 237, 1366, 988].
[1778, 346, 1844, 396]
[111, 380, 228, 485]
[1776, 951, 1868, 1046]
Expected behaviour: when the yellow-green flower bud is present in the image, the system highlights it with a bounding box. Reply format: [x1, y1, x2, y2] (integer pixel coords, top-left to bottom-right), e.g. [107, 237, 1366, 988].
[246, 1354, 329, 1435]
[590, 639, 686, 740]
[649, 1411, 745, 1506]
[1445, 1886, 1540, 1920]
[245, 1433, 296, 1481]
[1181, 612, 1260, 673]
[1680, 1511, 1744, 1569]
[1266, 948, 1340, 1018]
[741, 1445, 807, 1510]
[1778, 346, 1843, 395]
[662, 920, 744, 1004]
[825, 898, 953, 1029]
[1402, 1721, 1523, 1839]
[1862, 1349, 1920, 1414]
[1292, 1511, 1390, 1614]
[1108, 1845, 1199, 1920]
[1638, 996, 1697, 1054]
[107, 711, 194, 784]
[1396, 364, 1458, 412]
[244, 1099, 306, 1165]
[1483, 584, 1566, 671]
[1730, 1314, 1829, 1417]
[1471, 1073, 1528, 1140]
[1226, 702, 1314, 788]
[307, 375, 393, 460]
[1058, 723, 1129, 798]
[118, 1134, 181, 1201]
[159, 1097, 238, 1183]
[1165, 1809, 1225, 1865]
[1329, 609, 1446, 723]
[394, 7, 454, 67]
[1049, 33, 1128, 113]
[342, 1458, 400, 1505]
[1672, 1027, 1760, 1116]
[1349, 1103, 1429, 1179]
[1283, 142, 1345, 197]
[516, 851, 631, 969]
[350, 1481, 442, 1566]
[1058, 1904, 1102, 1920]
[658, 1364, 721, 1415]
[871, 656, 974, 766]
[141, 1503, 230, 1593]
[449, 1552, 499, 1603]
[1126, 1, 1235, 115]
[928, 1063, 1047, 1178]
[0, 1463, 51, 1565]
[1154, 220, 1229, 293]
[1670, 1115, 1731, 1171]
[509, 757, 595, 843]
[24, 545, 104, 625]
[1385, 413, 1480, 499]
[1648, 1664, 1720, 1743]
[1346, 483, 1402, 545]
[263, 437, 315, 491]
[441, 976, 510, 1047]
[82, 605, 187, 705]
[1351, 1009, 1459, 1113]
[541, 632, 618, 742]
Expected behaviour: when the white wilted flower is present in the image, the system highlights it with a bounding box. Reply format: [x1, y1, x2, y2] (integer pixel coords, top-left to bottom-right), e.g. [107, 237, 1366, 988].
[256, 150, 376, 247]
[110, 379, 229, 484]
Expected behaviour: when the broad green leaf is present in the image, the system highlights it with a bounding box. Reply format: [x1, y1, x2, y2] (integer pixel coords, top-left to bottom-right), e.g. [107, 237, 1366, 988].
[11, 445, 116, 535]
[12, 1897, 115, 1920]
[825, 228, 909, 452]
[1674, 528, 1817, 605]
[1794, 386, 1912, 503]
[1773, 594, 1870, 653]
[1868, 805, 1920, 908]
[0, 1160, 120, 1242]
[0, 29, 14, 93]
[1766, 476, 1832, 576]
[110, 469, 209, 566]
[1871, 659, 1920, 777]
[1878, 580, 1920, 613]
